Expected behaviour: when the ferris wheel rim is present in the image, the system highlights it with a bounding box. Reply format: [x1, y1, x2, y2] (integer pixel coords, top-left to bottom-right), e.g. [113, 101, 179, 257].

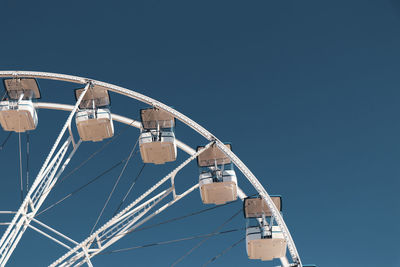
[0, 70, 302, 266]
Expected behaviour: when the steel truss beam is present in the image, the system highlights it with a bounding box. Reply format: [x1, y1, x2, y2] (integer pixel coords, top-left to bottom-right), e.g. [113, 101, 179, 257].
[49, 142, 213, 267]
[0, 83, 90, 266]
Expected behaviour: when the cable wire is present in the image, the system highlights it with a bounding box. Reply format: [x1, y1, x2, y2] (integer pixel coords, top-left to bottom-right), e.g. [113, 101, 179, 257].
[83, 198, 239, 252]
[90, 136, 140, 235]
[171, 208, 243, 266]
[0, 132, 12, 150]
[99, 227, 245, 256]
[201, 237, 245, 267]
[113, 163, 146, 216]
[130, 200, 238, 234]
[53, 190, 240, 258]
[35, 159, 126, 217]
[18, 132, 23, 202]
[91, 199, 238, 247]
[26, 131, 30, 191]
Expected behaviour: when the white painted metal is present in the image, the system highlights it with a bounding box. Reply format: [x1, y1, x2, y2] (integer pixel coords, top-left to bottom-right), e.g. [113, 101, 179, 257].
[26, 223, 73, 250]
[29, 217, 78, 246]
[0, 82, 90, 266]
[0, 215, 81, 258]
[0, 71, 301, 266]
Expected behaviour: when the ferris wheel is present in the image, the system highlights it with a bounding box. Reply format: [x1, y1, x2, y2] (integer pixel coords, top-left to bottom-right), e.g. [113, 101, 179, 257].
[0, 71, 310, 267]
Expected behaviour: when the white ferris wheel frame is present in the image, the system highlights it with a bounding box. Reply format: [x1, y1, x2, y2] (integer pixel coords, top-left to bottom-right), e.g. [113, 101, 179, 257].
[0, 71, 302, 267]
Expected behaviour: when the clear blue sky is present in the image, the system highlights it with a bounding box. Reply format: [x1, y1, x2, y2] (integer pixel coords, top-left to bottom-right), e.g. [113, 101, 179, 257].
[0, 1, 399, 266]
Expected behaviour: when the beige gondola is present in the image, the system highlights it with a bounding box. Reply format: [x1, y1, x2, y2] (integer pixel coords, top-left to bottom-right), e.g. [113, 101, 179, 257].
[0, 78, 40, 132]
[197, 143, 237, 205]
[75, 86, 114, 142]
[244, 195, 286, 261]
[246, 225, 287, 261]
[139, 108, 177, 164]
